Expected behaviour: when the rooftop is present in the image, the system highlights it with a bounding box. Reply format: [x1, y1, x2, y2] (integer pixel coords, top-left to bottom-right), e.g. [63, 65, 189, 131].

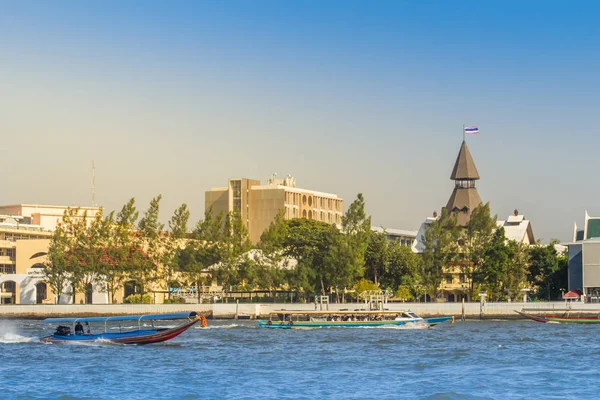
[450, 141, 480, 180]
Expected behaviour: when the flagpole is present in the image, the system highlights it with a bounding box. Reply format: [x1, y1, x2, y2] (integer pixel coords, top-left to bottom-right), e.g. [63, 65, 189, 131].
[462, 124, 465, 142]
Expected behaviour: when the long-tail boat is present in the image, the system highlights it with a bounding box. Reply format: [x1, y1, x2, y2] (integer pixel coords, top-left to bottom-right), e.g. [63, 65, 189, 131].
[257, 310, 454, 329]
[516, 309, 600, 324]
[40, 311, 207, 344]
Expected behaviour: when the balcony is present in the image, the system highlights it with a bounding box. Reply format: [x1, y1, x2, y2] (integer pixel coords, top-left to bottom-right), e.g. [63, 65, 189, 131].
[0, 256, 15, 264]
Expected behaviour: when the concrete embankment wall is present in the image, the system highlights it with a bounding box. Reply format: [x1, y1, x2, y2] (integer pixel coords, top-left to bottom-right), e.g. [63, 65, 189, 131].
[0, 301, 582, 319]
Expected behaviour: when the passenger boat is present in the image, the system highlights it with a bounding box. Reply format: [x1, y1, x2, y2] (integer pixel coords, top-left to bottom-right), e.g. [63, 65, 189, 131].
[257, 310, 453, 329]
[516, 309, 600, 324]
[40, 311, 206, 344]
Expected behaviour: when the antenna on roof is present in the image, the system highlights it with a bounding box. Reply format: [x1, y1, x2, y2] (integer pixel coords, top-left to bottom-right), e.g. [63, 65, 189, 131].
[92, 160, 97, 206]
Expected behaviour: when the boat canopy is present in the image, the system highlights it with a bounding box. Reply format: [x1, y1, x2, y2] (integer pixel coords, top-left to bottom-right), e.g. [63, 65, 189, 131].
[43, 311, 197, 324]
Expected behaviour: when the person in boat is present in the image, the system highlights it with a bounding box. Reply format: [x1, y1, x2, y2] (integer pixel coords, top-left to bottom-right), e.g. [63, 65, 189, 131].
[85, 322, 90, 334]
[75, 322, 84, 335]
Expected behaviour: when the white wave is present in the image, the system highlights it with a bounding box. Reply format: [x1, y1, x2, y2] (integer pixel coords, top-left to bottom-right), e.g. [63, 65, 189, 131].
[0, 332, 34, 343]
[356, 323, 430, 330]
[196, 323, 241, 329]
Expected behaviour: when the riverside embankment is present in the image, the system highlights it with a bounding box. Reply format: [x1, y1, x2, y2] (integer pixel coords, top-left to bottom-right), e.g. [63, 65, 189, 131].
[0, 301, 580, 319]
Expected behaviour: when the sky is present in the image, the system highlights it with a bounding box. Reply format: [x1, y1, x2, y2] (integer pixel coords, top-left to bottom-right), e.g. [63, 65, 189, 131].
[2, 1, 600, 242]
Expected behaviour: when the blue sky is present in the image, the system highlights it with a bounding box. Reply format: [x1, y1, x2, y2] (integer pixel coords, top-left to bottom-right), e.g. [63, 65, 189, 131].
[2, 1, 600, 241]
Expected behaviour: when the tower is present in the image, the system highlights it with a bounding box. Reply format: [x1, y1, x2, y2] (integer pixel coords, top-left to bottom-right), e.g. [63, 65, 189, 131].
[444, 140, 482, 226]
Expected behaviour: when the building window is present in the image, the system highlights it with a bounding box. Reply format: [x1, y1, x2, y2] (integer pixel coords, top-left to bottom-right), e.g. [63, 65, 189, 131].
[0, 264, 16, 274]
[302, 210, 307, 218]
[308, 210, 313, 219]
[308, 197, 313, 207]
[459, 274, 466, 283]
[30, 251, 47, 259]
[231, 180, 242, 213]
[302, 195, 307, 205]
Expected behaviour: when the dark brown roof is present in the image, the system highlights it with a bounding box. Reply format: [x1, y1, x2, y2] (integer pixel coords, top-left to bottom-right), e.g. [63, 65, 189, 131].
[445, 187, 483, 226]
[450, 141, 480, 180]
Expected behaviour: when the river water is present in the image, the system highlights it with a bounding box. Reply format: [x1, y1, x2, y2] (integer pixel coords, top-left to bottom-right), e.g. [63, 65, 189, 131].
[0, 318, 597, 399]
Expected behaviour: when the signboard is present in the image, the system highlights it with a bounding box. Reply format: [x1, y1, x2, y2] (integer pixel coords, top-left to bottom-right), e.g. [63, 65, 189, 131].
[27, 268, 45, 279]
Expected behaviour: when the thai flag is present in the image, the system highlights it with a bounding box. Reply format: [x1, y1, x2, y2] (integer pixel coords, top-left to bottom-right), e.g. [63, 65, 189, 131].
[464, 126, 479, 134]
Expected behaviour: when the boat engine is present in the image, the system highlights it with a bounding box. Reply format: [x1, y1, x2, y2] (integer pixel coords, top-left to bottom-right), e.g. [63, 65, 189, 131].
[55, 326, 71, 335]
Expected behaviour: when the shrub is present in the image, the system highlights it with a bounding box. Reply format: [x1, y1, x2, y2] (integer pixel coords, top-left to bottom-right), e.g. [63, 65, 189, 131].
[124, 294, 153, 304]
[163, 297, 186, 304]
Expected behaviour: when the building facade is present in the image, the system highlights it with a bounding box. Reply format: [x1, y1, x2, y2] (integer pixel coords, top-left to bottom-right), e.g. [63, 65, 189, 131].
[0, 215, 53, 304]
[206, 175, 344, 244]
[0, 205, 105, 305]
[567, 211, 600, 302]
[0, 204, 101, 231]
[371, 226, 418, 248]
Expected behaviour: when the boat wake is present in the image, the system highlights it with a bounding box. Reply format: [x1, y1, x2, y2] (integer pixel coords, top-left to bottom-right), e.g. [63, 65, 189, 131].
[357, 323, 430, 330]
[196, 323, 243, 330]
[0, 322, 36, 343]
[0, 332, 35, 343]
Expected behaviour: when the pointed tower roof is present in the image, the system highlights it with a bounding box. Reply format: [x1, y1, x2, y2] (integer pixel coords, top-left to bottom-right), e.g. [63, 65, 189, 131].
[450, 141, 480, 180]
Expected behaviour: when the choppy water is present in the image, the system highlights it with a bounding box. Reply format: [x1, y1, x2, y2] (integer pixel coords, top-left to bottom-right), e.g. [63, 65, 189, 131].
[0, 318, 597, 399]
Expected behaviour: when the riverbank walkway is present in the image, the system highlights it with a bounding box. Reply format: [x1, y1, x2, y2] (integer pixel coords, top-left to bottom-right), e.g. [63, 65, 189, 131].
[0, 301, 582, 319]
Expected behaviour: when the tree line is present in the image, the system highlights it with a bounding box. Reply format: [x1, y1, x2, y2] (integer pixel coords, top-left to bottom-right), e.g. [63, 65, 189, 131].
[43, 194, 568, 304]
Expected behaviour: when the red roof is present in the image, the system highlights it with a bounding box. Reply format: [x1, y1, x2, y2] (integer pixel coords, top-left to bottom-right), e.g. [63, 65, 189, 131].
[563, 289, 582, 299]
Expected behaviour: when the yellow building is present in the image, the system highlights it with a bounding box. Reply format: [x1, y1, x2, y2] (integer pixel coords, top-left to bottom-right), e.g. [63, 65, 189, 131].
[0, 215, 53, 304]
[206, 175, 344, 244]
[0, 205, 104, 305]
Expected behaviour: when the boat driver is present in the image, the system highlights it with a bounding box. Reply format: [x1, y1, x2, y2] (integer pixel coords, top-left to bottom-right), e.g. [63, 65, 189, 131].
[75, 322, 84, 335]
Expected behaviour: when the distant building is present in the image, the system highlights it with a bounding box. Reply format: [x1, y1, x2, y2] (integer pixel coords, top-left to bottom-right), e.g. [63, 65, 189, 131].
[412, 140, 536, 302]
[0, 204, 101, 231]
[371, 227, 418, 248]
[412, 214, 438, 253]
[206, 175, 344, 244]
[566, 211, 600, 302]
[0, 204, 103, 305]
[497, 209, 535, 245]
[0, 215, 53, 304]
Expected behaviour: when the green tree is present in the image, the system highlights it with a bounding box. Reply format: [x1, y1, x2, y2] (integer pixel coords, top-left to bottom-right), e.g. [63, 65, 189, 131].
[164, 203, 190, 298]
[364, 231, 389, 286]
[176, 208, 225, 302]
[44, 220, 71, 303]
[382, 242, 421, 296]
[256, 210, 288, 295]
[480, 228, 510, 301]
[76, 210, 107, 304]
[328, 193, 371, 302]
[421, 209, 460, 301]
[503, 240, 530, 301]
[462, 203, 497, 299]
[283, 218, 339, 296]
[101, 202, 138, 304]
[131, 195, 164, 299]
[214, 211, 252, 291]
[351, 278, 379, 300]
[528, 240, 562, 300]
[116, 197, 139, 228]
[59, 207, 89, 303]
[395, 285, 413, 301]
